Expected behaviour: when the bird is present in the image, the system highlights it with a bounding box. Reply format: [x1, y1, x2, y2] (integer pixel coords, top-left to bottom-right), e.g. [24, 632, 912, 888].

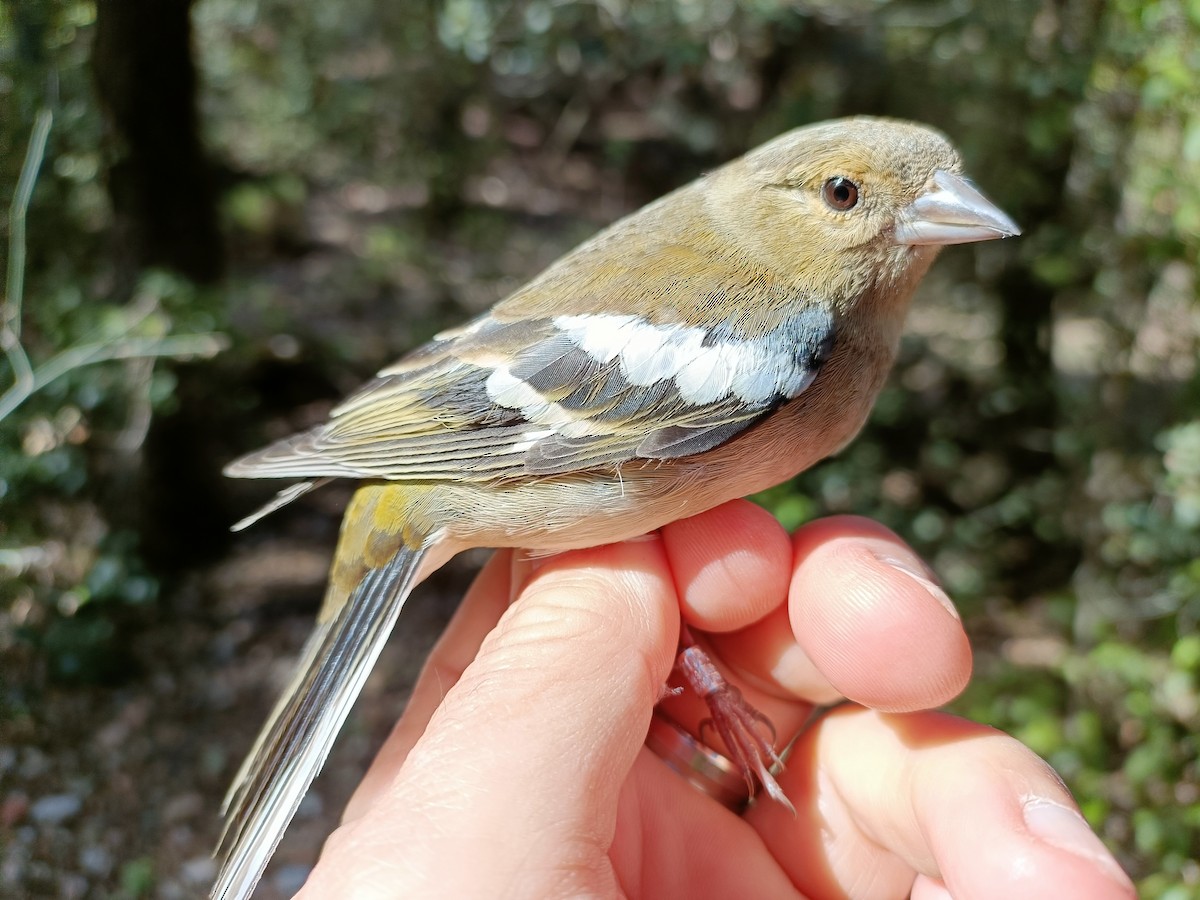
[212, 116, 1019, 899]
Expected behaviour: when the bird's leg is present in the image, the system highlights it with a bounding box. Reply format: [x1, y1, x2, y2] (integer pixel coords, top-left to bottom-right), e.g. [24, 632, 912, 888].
[674, 624, 794, 812]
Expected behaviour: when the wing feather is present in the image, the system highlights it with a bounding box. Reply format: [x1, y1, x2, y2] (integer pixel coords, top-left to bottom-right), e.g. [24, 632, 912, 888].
[226, 301, 836, 485]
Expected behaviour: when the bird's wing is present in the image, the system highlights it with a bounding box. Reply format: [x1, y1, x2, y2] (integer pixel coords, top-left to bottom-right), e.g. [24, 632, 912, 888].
[226, 303, 836, 482]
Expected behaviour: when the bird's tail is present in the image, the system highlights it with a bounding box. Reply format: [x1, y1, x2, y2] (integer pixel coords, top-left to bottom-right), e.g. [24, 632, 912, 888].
[211, 533, 430, 900]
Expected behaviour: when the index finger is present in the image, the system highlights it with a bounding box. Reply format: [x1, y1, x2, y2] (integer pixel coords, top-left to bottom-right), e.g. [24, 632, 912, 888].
[707, 516, 972, 713]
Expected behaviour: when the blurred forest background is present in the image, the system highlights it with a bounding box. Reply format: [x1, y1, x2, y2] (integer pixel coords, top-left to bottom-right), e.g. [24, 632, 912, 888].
[2, 0, 1198, 897]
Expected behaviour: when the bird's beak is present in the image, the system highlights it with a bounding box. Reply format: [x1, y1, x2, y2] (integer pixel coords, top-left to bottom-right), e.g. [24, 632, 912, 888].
[894, 170, 1021, 246]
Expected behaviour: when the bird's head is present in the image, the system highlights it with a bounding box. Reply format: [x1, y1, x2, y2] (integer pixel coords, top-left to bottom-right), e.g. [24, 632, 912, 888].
[705, 116, 1019, 312]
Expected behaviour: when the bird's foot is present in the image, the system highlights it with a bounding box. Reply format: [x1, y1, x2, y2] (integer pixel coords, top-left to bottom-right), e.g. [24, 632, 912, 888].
[674, 629, 793, 813]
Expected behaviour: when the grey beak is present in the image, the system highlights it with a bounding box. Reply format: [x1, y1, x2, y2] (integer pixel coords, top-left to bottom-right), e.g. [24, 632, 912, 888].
[895, 170, 1021, 246]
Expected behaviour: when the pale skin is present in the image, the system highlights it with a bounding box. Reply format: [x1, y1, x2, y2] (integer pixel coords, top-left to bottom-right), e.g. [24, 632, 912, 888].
[297, 501, 1135, 900]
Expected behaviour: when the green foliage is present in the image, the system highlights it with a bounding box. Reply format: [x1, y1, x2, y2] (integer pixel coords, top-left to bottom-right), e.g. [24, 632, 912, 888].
[959, 612, 1200, 895]
[1, 4, 226, 684]
[117, 857, 154, 897]
[4, 0, 1199, 891]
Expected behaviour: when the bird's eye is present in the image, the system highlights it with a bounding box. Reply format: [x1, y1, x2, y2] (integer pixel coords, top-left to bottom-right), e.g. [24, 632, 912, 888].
[822, 177, 860, 211]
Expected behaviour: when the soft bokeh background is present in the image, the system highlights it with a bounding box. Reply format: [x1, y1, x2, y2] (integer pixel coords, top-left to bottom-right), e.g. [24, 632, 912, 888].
[2, 1, 1198, 896]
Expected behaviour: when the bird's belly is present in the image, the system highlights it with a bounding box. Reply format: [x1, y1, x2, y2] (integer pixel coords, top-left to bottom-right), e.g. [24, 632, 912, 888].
[440, 387, 872, 553]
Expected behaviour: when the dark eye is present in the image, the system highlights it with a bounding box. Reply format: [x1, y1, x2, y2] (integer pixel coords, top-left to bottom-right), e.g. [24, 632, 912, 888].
[822, 176, 859, 211]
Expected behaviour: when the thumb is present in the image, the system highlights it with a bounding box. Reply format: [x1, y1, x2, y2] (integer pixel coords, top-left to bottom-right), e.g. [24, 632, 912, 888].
[303, 536, 680, 899]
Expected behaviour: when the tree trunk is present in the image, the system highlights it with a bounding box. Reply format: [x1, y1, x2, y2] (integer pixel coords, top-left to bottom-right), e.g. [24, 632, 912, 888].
[92, 0, 222, 285]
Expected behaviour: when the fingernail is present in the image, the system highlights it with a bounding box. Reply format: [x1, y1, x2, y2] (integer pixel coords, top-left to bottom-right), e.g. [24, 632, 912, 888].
[1023, 798, 1134, 888]
[876, 552, 959, 620]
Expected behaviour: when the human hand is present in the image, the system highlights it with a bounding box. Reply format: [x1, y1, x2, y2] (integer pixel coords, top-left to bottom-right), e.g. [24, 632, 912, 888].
[297, 501, 1134, 899]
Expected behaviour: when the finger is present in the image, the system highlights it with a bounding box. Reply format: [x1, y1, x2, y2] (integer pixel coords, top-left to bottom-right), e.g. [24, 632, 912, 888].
[657, 500, 813, 749]
[608, 750, 809, 899]
[701, 512, 935, 706]
[303, 538, 681, 898]
[673, 515, 968, 714]
[663, 514, 970, 747]
[709, 603, 844, 705]
[342, 549, 515, 823]
[787, 516, 971, 711]
[750, 708, 1135, 900]
[660, 499, 792, 632]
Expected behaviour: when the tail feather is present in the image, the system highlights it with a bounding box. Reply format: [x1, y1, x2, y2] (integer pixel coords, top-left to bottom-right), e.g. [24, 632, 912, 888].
[211, 542, 430, 900]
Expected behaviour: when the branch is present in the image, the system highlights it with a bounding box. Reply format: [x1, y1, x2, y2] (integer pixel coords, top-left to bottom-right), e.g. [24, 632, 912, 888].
[2, 108, 53, 395]
[0, 332, 230, 423]
[0, 110, 230, 425]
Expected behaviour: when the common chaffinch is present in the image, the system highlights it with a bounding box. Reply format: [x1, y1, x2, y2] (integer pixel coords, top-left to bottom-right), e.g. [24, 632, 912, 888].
[213, 116, 1019, 899]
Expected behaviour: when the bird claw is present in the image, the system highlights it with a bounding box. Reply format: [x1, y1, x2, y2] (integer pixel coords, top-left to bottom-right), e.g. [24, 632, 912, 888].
[657, 682, 684, 703]
[675, 641, 794, 813]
